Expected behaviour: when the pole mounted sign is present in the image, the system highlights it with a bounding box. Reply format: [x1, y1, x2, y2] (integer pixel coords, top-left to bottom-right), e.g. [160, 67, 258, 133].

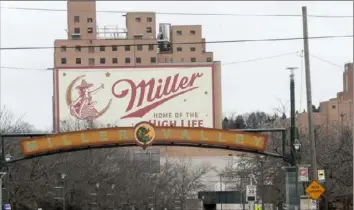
[317, 170, 325, 182]
[305, 180, 326, 200]
[246, 185, 257, 198]
[298, 166, 309, 182]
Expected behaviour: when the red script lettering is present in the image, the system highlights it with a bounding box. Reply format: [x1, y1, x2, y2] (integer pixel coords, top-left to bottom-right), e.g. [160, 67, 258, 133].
[111, 73, 203, 119]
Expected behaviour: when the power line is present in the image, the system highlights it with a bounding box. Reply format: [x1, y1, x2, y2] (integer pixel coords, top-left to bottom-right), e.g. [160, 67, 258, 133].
[1, 35, 352, 51]
[0, 67, 49, 71]
[223, 51, 298, 65]
[1, 6, 353, 18]
[309, 54, 344, 70]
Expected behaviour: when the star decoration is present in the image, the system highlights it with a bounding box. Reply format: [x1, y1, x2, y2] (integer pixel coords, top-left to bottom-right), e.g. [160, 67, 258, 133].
[105, 72, 111, 77]
[63, 73, 66, 76]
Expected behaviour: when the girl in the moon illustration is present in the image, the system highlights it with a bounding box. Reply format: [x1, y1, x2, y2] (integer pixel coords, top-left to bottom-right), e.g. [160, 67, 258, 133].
[69, 79, 104, 122]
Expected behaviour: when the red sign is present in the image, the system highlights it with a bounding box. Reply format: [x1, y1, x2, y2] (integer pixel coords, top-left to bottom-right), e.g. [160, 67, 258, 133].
[298, 167, 309, 182]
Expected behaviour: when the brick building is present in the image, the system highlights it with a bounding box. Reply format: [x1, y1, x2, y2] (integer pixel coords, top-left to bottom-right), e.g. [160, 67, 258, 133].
[54, 0, 214, 67]
[296, 62, 353, 133]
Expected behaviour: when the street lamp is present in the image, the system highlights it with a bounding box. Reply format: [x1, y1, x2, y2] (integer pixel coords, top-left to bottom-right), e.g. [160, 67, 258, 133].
[294, 139, 301, 151]
[4, 154, 11, 162]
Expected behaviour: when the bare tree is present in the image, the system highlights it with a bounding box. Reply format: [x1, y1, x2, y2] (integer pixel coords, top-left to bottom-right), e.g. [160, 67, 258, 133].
[2, 115, 215, 210]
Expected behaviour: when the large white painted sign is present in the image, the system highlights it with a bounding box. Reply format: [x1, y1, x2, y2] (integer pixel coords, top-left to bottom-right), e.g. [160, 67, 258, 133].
[56, 66, 214, 129]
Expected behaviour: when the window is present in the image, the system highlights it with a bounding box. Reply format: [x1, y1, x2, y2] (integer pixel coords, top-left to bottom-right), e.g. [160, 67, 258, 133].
[135, 17, 141, 22]
[72, 35, 81, 40]
[150, 57, 156, 63]
[74, 28, 80, 34]
[190, 30, 196, 35]
[146, 27, 152, 33]
[190, 47, 196, 52]
[125, 57, 131, 64]
[190, 57, 196, 62]
[207, 57, 212, 62]
[112, 45, 118, 51]
[75, 46, 81, 52]
[76, 58, 81, 64]
[87, 18, 93, 23]
[125, 45, 131, 51]
[61, 58, 67, 64]
[100, 46, 105, 51]
[176, 30, 182, 35]
[100, 58, 106, 64]
[89, 58, 95, 65]
[87, 28, 93, 33]
[134, 35, 143, 40]
[88, 46, 94, 53]
[112, 58, 118, 64]
[137, 45, 143, 51]
[332, 105, 336, 109]
[136, 57, 142, 64]
[148, 44, 154, 51]
[147, 17, 152, 22]
[177, 47, 182, 52]
[74, 16, 80, 23]
[60, 46, 66, 52]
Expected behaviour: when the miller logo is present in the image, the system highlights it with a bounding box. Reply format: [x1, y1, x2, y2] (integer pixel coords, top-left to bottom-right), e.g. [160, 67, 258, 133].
[133, 122, 156, 149]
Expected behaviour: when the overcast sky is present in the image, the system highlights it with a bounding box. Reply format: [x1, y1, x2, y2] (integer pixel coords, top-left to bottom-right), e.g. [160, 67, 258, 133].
[0, 1, 353, 130]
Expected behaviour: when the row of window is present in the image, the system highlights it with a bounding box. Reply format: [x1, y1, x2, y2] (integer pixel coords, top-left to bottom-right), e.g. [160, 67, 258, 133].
[61, 57, 157, 65]
[60, 44, 155, 52]
[60, 57, 212, 65]
[73, 27, 94, 34]
[176, 30, 196, 36]
[176, 47, 197, 52]
[74, 16, 93, 24]
[135, 17, 153, 23]
[72, 26, 152, 35]
[60, 45, 201, 53]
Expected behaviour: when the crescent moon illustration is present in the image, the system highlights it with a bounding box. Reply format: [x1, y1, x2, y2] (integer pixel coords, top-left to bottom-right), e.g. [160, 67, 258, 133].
[65, 75, 112, 120]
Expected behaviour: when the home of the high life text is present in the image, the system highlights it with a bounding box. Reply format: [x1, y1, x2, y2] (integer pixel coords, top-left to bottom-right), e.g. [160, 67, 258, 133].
[149, 112, 205, 127]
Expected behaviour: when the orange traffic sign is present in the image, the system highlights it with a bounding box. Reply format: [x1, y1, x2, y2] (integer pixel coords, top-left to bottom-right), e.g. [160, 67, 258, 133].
[305, 180, 326, 200]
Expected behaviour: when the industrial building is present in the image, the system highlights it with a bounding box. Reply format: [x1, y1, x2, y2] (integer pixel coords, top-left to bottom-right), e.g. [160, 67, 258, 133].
[54, 0, 214, 67]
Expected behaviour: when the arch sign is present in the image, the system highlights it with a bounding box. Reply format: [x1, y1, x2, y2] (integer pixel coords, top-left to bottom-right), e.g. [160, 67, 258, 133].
[20, 122, 268, 156]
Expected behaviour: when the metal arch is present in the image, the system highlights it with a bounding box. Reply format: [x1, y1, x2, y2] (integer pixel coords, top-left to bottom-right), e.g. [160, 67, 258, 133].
[0, 129, 286, 164]
[5, 143, 283, 164]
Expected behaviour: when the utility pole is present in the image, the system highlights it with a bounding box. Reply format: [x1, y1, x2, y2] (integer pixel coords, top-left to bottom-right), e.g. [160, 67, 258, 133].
[302, 5, 317, 181]
[302, 5, 318, 209]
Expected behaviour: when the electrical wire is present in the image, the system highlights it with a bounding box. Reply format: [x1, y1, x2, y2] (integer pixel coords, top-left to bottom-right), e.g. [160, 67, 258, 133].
[309, 54, 344, 70]
[1, 6, 353, 18]
[223, 51, 298, 66]
[0, 51, 302, 72]
[1, 35, 353, 51]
